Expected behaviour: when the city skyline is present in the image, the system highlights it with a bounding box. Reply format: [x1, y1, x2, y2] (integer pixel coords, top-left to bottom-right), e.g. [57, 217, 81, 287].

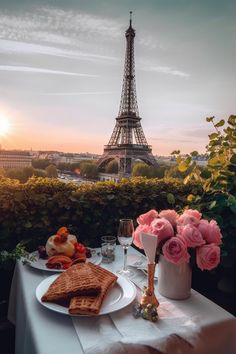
[0, 0, 235, 155]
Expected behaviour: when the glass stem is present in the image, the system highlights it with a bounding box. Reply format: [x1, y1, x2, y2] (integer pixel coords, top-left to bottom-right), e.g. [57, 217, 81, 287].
[123, 247, 128, 271]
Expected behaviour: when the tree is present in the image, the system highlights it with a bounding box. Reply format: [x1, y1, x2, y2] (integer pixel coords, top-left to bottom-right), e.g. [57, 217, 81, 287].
[105, 160, 118, 174]
[80, 162, 98, 179]
[22, 166, 34, 182]
[32, 159, 51, 170]
[132, 162, 152, 177]
[0, 168, 6, 177]
[6, 168, 23, 182]
[45, 164, 58, 178]
[34, 169, 47, 178]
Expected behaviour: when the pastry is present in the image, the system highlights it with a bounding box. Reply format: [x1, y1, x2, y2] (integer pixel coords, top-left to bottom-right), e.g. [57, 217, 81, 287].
[69, 263, 117, 315]
[46, 255, 73, 270]
[41, 263, 101, 303]
[45, 227, 77, 257]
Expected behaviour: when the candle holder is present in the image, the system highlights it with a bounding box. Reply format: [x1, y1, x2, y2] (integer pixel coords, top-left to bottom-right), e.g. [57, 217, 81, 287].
[133, 263, 159, 322]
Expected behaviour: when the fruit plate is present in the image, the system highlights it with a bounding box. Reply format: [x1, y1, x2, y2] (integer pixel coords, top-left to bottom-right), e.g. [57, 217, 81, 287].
[28, 249, 102, 272]
[36, 274, 137, 316]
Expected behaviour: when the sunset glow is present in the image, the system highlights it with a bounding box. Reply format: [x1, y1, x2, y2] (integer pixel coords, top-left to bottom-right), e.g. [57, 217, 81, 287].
[0, 115, 10, 136]
[0, 1, 235, 155]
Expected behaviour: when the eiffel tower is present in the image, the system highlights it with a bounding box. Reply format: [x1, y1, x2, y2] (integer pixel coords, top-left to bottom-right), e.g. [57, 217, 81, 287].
[98, 12, 157, 178]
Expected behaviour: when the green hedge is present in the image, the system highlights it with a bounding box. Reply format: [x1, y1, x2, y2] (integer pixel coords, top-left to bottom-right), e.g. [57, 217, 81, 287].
[0, 176, 201, 251]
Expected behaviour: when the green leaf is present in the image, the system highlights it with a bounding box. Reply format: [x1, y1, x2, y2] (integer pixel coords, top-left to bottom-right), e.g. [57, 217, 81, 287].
[200, 169, 211, 179]
[230, 218, 236, 227]
[167, 193, 175, 205]
[230, 154, 236, 165]
[206, 116, 214, 122]
[24, 221, 32, 228]
[215, 119, 225, 128]
[190, 151, 198, 157]
[208, 133, 219, 139]
[178, 161, 189, 172]
[187, 194, 195, 202]
[208, 156, 222, 167]
[209, 201, 217, 209]
[171, 150, 180, 155]
[228, 115, 236, 126]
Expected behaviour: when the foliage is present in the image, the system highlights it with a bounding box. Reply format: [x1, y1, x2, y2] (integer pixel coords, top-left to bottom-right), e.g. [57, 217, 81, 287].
[173, 115, 236, 291]
[0, 176, 201, 255]
[79, 161, 98, 179]
[34, 169, 47, 178]
[0, 243, 35, 269]
[5, 166, 35, 183]
[0, 167, 6, 176]
[57, 162, 81, 172]
[132, 162, 153, 177]
[45, 164, 58, 178]
[132, 162, 168, 178]
[105, 159, 118, 174]
[32, 159, 51, 170]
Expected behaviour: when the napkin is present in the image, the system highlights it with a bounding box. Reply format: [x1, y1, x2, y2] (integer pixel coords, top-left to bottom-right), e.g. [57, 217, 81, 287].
[140, 232, 158, 264]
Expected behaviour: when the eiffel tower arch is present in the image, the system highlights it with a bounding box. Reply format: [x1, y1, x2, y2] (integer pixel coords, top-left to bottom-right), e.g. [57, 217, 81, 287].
[97, 12, 157, 178]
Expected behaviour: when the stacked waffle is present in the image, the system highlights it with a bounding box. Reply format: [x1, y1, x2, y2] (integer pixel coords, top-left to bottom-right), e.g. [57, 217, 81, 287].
[41, 262, 117, 315]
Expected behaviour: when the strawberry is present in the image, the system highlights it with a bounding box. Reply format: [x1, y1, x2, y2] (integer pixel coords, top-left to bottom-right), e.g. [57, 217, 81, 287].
[54, 235, 61, 244]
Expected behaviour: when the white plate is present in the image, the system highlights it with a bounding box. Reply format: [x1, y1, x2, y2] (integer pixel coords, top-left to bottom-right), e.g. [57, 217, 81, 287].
[28, 249, 102, 272]
[36, 273, 137, 316]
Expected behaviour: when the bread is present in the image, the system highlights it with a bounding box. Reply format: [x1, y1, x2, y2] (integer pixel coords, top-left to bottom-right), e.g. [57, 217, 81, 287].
[41, 263, 101, 303]
[69, 262, 117, 315]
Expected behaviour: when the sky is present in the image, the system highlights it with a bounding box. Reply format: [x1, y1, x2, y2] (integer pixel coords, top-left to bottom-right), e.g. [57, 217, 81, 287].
[0, 0, 235, 155]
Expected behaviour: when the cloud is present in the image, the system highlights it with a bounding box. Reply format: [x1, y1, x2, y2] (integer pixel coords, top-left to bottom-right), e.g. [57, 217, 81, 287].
[0, 65, 99, 77]
[0, 6, 122, 45]
[142, 65, 190, 78]
[37, 91, 114, 96]
[0, 39, 117, 63]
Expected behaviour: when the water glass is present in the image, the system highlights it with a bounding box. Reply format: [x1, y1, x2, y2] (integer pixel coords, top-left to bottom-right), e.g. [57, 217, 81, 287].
[101, 236, 116, 263]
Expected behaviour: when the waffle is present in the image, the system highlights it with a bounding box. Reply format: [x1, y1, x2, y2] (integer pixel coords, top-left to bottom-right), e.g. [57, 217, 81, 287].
[69, 262, 118, 315]
[41, 263, 101, 303]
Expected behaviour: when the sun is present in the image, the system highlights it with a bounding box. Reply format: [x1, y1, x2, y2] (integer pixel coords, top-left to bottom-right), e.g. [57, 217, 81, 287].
[0, 115, 10, 136]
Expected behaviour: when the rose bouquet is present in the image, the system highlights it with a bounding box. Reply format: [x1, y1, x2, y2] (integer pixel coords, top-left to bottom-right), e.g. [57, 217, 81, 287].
[133, 209, 222, 271]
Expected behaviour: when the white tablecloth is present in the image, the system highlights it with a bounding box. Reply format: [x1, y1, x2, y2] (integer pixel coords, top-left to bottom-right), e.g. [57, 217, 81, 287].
[8, 246, 235, 354]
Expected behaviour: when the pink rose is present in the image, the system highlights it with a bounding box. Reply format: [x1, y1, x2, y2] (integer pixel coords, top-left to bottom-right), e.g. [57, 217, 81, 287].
[179, 224, 205, 248]
[162, 237, 190, 265]
[177, 212, 200, 226]
[197, 219, 209, 239]
[184, 209, 202, 220]
[198, 220, 222, 245]
[159, 209, 179, 227]
[150, 218, 174, 245]
[137, 209, 158, 226]
[196, 244, 220, 271]
[133, 224, 152, 249]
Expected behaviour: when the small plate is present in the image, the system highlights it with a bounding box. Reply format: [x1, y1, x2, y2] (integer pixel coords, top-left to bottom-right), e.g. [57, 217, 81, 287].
[28, 249, 102, 272]
[36, 273, 137, 316]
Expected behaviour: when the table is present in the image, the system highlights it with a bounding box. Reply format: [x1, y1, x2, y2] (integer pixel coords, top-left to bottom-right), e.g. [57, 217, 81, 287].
[8, 246, 235, 354]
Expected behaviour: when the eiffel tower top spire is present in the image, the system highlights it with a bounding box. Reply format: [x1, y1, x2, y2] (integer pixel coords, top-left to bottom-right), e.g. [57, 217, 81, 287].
[118, 11, 139, 117]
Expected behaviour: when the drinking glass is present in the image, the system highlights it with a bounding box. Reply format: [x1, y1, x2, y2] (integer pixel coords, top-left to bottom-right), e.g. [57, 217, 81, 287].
[117, 218, 134, 276]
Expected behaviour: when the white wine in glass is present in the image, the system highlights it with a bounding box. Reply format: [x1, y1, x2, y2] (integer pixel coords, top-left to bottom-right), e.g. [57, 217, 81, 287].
[117, 218, 134, 276]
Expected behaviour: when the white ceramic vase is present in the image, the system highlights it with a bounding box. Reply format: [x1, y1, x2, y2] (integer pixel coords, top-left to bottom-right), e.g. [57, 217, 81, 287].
[157, 254, 192, 300]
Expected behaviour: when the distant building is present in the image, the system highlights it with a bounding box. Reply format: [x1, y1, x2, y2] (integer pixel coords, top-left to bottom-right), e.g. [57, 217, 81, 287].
[98, 173, 119, 183]
[35, 151, 100, 164]
[0, 150, 32, 169]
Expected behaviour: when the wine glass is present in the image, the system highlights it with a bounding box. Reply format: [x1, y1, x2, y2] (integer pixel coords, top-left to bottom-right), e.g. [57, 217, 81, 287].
[117, 218, 134, 277]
